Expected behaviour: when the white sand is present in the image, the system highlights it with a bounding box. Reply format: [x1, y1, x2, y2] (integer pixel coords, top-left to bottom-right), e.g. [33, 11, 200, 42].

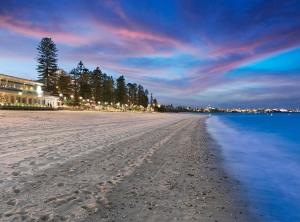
[0, 111, 254, 221]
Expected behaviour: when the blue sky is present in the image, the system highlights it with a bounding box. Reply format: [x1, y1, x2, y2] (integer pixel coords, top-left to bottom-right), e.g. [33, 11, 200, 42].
[0, 0, 300, 107]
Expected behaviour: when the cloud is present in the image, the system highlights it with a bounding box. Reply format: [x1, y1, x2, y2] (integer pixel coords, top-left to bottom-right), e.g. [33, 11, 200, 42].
[0, 0, 300, 106]
[0, 15, 89, 45]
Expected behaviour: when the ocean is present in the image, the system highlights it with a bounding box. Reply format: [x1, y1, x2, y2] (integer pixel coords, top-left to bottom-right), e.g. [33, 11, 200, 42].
[206, 113, 300, 222]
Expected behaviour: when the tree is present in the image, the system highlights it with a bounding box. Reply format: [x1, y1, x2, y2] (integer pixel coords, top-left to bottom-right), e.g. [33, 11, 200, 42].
[70, 61, 87, 105]
[102, 74, 115, 103]
[90, 67, 103, 103]
[36, 37, 58, 95]
[144, 89, 149, 107]
[79, 70, 91, 99]
[150, 93, 153, 107]
[153, 98, 158, 107]
[115, 75, 127, 105]
[137, 85, 149, 107]
[127, 83, 138, 106]
[137, 84, 144, 106]
[57, 71, 72, 98]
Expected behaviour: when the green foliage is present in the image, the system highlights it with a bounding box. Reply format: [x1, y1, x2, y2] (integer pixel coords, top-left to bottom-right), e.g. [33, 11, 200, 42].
[36, 37, 58, 94]
[35, 37, 158, 110]
[57, 71, 72, 98]
[79, 70, 92, 99]
[90, 67, 103, 102]
[127, 83, 138, 105]
[70, 61, 88, 105]
[115, 75, 127, 105]
[102, 75, 115, 103]
[67, 63, 153, 108]
[137, 85, 149, 107]
[42, 60, 156, 109]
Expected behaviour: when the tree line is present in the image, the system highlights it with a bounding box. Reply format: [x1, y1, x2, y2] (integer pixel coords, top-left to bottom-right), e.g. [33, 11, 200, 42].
[36, 37, 158, 108]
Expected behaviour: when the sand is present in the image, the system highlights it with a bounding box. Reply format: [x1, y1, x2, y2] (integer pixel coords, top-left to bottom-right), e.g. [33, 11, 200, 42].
[0, 111, 255, 221]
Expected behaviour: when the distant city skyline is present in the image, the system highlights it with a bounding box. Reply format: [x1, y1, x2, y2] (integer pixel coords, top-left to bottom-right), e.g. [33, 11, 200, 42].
[0, 0, 300, 107]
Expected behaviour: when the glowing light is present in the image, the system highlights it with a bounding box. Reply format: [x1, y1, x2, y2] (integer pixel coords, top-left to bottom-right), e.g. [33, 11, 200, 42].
[36, 85, 43, 97]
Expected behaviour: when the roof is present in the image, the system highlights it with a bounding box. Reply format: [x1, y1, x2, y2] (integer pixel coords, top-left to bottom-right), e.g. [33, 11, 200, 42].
[0, 73, 43, 86]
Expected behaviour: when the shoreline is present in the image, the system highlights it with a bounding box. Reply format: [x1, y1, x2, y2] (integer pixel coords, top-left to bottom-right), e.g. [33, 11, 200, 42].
[0, 111, 256, 221]
[203, 118, 258, 221]
[86, 114, 256, 222]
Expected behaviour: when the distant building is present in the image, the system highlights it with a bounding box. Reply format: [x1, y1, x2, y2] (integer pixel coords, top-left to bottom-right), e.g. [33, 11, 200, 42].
[0, 73, 59, 108]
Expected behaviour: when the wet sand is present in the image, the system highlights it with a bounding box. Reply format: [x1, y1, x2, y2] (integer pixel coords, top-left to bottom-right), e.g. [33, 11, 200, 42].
[0, 111, 254, 221]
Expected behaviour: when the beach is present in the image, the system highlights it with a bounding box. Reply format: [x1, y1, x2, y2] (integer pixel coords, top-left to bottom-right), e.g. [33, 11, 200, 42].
[0, 111, 253, 221]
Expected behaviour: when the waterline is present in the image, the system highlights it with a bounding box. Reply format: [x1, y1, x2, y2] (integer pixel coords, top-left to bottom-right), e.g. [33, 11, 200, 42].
[206, 113, 300, 222]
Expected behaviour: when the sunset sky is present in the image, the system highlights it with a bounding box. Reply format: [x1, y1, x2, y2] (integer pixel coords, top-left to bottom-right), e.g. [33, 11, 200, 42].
[0, 0, 300, 107]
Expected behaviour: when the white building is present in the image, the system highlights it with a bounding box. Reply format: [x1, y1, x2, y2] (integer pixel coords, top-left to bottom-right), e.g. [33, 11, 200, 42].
[0, 73, 59, 108]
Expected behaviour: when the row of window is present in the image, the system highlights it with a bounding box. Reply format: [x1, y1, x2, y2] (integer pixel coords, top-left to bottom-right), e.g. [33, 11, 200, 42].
[0, 79, 36, 91]
[0, 95, 45, 105]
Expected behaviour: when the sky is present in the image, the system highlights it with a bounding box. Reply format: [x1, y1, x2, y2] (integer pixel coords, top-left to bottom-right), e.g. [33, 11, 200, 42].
[0, 0, 300, 108]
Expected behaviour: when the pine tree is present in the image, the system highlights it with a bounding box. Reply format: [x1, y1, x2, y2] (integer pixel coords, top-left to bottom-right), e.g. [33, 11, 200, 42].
[150, 93, 153, 107]
[144, 89, 149, 107]
[127, 83, 138, 106]
[90, 67, 103, 103]
[79, 70, 91, 99]
[153, 98, 158, 107]
[57, 71, 72, 98]
[36, 37, 58, 94]
[70, 61, 87, 104]
[103, 74, 115, 104]
[137, 85, 149, 108]
[116, 75, 127, 105]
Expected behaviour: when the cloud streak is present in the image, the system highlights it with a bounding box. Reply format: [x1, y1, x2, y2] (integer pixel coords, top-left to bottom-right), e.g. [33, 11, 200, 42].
[0, 16, 89, 45]
[0, 0, 300, 107]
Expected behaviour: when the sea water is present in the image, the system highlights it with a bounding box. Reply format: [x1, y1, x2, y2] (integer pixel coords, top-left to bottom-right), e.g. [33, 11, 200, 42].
[206, 113, 300, 222]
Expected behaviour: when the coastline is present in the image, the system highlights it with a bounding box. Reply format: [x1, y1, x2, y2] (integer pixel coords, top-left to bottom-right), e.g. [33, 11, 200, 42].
[0, 111, 255, 221]
[203, 117, 258, 221]
[86, 114, 256, 222]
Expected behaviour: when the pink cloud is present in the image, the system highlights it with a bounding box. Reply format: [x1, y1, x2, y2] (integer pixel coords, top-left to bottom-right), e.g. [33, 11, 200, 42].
[90, 6, 203, 57]
[209, 29, 300, 58]
[187, 30, 300, 85]
[0, 15, 88, 45]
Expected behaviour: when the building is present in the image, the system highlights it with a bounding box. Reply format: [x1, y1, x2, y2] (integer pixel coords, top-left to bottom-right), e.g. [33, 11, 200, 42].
[0, 73, 59, 108]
